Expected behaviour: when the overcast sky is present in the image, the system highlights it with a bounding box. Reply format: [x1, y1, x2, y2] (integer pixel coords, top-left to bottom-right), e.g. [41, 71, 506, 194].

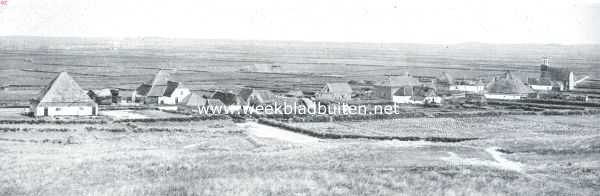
[0, 0, 598, 44]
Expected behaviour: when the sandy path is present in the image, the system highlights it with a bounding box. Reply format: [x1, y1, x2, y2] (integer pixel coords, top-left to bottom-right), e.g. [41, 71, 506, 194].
[441, 147, 524, 172]
[99, 110, 149, 120]
[239, 122, 320, 144]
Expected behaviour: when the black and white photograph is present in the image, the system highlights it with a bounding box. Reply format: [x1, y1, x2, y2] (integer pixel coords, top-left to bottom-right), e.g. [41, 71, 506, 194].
[0, 0, 599, 195]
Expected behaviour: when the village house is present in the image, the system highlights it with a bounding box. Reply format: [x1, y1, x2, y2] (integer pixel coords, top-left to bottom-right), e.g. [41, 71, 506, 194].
[238, 88, 276, 106]
[133, 70, 190, 105]
[391, 85, 442, 105]
[30, 72, 98, 117]
[448, 80, 486, 94]
[177, 93, 225, 112]
[284, 89, 304, 98]
[87, 89, 120, 105]
[484, 71, 533, 100]
[315, 82, 353, 103]
[211, 91, 244, 111]
[436, 72, 485, 94]
[374, 73, 420, 100]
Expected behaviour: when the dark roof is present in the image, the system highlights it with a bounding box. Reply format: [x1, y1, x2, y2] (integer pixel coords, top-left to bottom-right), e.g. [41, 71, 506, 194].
[211, 91, 244, 105]
[163, 81, 181, 96]
[239, 88, 275, 104]
[136, 84, 151, 96]
[541, 64, 572, 81]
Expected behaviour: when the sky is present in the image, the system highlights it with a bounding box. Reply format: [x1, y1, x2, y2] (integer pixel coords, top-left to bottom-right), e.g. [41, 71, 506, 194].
[0, 0, 598, 44]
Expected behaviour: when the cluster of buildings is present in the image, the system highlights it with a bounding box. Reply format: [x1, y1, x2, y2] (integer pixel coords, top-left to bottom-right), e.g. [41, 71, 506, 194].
[29, 58, 589, 117]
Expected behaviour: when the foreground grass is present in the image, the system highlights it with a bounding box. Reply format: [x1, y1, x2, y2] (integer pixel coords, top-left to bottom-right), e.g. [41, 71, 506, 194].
[0, 118, 599, 196]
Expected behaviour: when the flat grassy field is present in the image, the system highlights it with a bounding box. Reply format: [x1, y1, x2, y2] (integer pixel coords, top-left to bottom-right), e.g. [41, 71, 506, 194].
[2, 39, 600, 105]
[1, 115, 599, 196]
[289, 114, 600, 138]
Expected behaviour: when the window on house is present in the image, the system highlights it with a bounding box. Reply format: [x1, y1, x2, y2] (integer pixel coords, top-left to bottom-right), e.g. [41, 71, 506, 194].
[80, 107, 84, 110]
[56, 108, 61, 111]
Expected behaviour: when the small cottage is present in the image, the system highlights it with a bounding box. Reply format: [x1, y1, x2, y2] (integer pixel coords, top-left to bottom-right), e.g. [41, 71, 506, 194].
[238, 88, 276, 106]
[316, 82, 353, 102]
[374, 73, 420, 99]
[134, 70, 190, 105]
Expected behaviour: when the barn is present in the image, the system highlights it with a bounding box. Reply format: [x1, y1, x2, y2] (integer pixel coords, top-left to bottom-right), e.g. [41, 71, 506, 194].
[30, 72, 98, 117]
[315, 82, 353, 102]
[374, 74, 420, 100]
[134, 70, 190, 105]
[485, 71, 533, 100]
[238, 88, 275, 106]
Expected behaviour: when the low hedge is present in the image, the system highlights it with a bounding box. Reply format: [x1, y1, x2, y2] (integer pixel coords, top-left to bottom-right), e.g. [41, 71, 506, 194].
[114, 115, 230, 123]
[0, 119, 107, 124]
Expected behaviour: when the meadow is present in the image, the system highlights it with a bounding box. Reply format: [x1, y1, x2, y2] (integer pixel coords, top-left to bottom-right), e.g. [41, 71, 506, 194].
[0, 115, 599, 195]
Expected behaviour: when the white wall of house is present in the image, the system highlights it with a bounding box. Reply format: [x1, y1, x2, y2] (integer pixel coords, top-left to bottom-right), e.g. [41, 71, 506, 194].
[392, 96, 412, 103]
[449, 85, 484, 93]
[393, 96, 442, 104]
[484, 94, 523, 100]
[33, 105, 96, 116]
[424, 96, 443, 104]
[530, 85, 553, 91]
[158, 88, 191, 105]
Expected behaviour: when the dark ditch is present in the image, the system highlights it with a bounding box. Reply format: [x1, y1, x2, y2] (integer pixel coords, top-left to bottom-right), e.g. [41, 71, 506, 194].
[257, 118, 479, 143]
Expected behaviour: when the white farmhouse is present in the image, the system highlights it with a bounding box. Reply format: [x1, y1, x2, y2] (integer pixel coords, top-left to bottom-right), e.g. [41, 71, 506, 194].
[30, 72, 98, 117]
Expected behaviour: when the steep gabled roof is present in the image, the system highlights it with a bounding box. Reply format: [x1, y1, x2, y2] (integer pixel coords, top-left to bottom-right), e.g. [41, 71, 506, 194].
[437, 72, 454, 84]
[239, 88, 275, 104]
[206, 99, 225, 106]
[486, 71, 533, 94]
[211, 91, 244, 105]
[136, 84, 152, 96]
[179, 93, 206, 106]
[325, 83, 352, 94]
[163, 81, 181, 97]
[36, 72, 95, 103]
[146, 70, 173, 96]
[377, 74, 419, 87]
[393, 86, 414, 96]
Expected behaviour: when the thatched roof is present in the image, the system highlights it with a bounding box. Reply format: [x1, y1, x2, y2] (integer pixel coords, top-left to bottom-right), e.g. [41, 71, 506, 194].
[146, 70, 173, 96]
[392, 86, 414, 96]
[211, 91, 244, 105]
[437, 72, 454, 85]
[36, 72, 95, 104]
[325, 83, 352, 94]
[179, 93, 206, 106]
[206, 99, 225, 106]
[285, 90, 304, 97]
[377, 74, 419, 87]
[89, 89, 112, 97]
[239, 88, 275, 104]
[486, 71, 533, 94]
